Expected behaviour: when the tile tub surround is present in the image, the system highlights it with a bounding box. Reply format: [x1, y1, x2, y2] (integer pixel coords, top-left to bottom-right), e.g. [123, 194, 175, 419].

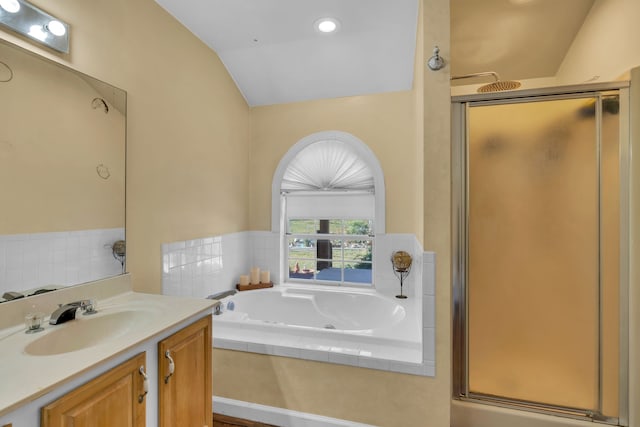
[162, 231, 435, 376]
[161, 232, 268, 298]
[0, 228, 125, 297]
[162, 231, 424, 299]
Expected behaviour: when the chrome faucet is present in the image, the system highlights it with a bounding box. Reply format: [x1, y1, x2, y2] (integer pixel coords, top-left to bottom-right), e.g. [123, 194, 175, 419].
[49, 299, 97, 325]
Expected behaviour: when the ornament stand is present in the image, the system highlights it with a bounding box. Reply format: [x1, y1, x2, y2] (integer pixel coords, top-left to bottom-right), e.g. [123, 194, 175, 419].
[393, 268, 410, 299]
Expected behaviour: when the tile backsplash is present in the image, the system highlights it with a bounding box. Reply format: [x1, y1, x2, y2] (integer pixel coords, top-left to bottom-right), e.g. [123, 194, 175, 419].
[0, 228, 125, 297]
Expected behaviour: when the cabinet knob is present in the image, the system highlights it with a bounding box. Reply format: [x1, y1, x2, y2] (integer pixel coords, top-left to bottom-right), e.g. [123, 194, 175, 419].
[138, 366, 148, 403]
[164, 350, 175, 384]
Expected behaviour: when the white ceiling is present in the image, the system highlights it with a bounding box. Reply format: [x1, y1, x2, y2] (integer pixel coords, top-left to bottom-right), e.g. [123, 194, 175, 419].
[155, 0, 419, 107]
[154, 0, 596, 106]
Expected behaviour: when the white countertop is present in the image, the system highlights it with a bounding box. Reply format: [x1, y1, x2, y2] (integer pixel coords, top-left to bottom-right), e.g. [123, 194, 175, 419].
[0, 291, 216, 417]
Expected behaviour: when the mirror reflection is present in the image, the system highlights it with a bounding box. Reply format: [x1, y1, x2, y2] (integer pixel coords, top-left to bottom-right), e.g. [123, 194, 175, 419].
[0, 39, 126, 303]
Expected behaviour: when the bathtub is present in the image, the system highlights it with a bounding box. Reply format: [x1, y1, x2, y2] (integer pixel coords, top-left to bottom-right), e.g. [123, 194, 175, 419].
[212, 285, 424, 370]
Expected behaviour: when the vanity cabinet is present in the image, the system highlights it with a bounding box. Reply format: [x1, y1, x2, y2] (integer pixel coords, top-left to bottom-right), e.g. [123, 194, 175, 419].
[35, 315, 212, 427]
[41, 352, 147, 427]
[0, 305, 213, 427]
[158, 315, 212, 427]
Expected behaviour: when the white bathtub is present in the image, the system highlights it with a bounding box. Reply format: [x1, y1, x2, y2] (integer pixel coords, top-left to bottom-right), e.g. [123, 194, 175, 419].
[212, 285, 424, 369]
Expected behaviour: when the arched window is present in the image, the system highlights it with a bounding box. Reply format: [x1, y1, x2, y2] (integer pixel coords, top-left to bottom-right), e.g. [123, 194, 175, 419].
[272, 131, 385, 286]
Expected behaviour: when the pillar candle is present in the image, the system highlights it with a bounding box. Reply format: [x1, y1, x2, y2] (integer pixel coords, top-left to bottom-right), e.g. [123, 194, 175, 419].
[239, 275, 249, 286]
[250, 267, 260, 285]
[260, 270, 270, 284]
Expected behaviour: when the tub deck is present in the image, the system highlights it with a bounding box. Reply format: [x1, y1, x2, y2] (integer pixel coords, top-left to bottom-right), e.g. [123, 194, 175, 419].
[212, 285, 424, 372]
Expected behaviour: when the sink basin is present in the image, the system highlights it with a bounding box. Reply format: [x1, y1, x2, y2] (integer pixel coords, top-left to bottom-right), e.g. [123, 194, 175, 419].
[24, 310, 151, 356]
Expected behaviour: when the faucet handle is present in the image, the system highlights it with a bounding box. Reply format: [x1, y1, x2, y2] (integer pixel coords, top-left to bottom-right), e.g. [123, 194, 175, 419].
[63, 299, 98, 315]
[81, 299, 98, 315]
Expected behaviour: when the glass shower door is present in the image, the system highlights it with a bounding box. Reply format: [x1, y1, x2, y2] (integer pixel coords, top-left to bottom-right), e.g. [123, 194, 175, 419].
[465, 95, 619, 418]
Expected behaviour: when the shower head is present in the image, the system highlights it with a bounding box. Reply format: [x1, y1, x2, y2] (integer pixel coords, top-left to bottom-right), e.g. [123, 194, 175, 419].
[477, 79, 521, 93]
[451, 71, 521, 93]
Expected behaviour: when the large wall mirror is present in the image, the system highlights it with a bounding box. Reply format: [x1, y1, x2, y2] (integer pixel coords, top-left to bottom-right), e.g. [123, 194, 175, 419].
[0, 38, 126, 304]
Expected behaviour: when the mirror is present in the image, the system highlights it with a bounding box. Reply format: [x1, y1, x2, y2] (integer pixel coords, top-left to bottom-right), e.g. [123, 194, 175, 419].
[0, 38, 126, 304]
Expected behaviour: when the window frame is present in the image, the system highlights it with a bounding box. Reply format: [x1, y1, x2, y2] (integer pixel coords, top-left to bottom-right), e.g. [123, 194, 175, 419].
[286, 218, 374, 287]
[272, 131, 386, 288]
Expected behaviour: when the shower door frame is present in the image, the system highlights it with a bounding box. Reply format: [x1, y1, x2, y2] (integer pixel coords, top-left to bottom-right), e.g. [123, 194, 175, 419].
[451, 82, 630, 425]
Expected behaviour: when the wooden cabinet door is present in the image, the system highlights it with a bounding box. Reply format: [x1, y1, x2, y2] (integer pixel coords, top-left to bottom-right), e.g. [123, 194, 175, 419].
[159, 316, 212, 427]
[42, 352, 147, 427]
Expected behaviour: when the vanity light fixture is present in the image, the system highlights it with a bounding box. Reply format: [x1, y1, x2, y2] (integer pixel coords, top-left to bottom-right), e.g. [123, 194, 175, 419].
[0, 0, 69, 53]
[314, 17, 339, 34]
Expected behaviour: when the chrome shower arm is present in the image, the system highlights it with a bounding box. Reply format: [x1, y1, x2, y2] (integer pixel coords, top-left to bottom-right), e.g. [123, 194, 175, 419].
[451, 72, 500, 82]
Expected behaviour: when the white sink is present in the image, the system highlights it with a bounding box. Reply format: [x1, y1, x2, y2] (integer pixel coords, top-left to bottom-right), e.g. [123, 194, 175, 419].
[24, 310, 152, 356]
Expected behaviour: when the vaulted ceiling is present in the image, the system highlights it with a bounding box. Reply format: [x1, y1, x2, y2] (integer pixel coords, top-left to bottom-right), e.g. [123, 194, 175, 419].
[155, 0, 596, 106]
[155, 0, 419, 106]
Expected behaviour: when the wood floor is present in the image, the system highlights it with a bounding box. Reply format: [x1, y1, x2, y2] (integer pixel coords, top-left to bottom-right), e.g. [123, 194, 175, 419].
[213, 413, 278, 427]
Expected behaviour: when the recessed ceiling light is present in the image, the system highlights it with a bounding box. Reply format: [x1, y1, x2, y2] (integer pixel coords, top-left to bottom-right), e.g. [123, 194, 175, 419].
[314, 18, 339, 34]
[0, 0, 20, 13]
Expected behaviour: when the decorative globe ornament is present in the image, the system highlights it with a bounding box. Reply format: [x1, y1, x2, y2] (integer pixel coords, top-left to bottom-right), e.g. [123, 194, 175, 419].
[391, 251, 413, 299]
[391, 251, 412, 272]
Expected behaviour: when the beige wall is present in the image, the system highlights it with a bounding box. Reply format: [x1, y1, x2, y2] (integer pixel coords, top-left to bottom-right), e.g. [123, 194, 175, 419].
[422, 0, 452, 424]
[556, 0, 640, 83]
[454, 0, 640, 97]
[249, 90, 422, 236]
[0, 0, 251, 294]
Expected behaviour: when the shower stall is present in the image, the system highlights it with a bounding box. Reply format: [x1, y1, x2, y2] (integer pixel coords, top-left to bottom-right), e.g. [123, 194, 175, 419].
[452, 84, 629, 425]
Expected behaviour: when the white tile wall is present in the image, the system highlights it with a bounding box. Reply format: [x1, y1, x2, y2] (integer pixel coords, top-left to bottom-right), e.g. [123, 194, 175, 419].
[422, 251, 436, 371]
[162, 232, 252, 298]
[248, 231, 281, 284]
[162, 231, 424, 298]
[0, 228, 124, 297]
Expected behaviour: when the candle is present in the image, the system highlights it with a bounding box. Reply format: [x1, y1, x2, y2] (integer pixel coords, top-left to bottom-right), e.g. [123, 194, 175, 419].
[239, 275, 249, 286]
[260, 270, 270, 284]
[250, 267, 260, 285]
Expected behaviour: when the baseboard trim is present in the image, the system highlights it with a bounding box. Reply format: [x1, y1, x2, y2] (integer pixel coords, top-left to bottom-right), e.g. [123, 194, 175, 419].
[213, 396, 378, 427]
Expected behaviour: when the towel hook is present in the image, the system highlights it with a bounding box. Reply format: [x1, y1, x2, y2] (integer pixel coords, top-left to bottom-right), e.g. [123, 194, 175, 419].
[426, 46, 445, 71]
